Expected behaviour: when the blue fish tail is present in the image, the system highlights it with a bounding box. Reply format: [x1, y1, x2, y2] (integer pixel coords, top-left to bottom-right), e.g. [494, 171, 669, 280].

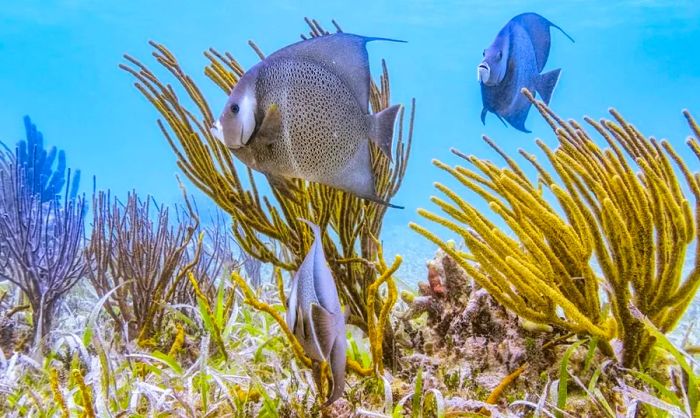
[537, 68, 561, 105]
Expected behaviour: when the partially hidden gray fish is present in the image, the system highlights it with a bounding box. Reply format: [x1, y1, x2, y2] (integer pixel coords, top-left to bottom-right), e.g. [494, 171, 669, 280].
[211, 33, 404, 208]
[285, 219, 348, 406]
[477, 13, 574, 133]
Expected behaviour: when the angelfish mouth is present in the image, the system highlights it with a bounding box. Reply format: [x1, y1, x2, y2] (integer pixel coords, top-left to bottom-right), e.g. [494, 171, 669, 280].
[209, 120, 247, 149]
[239, 124, 248, 146]
[210, 120, 224, 142]
[477, 64, 490, 82]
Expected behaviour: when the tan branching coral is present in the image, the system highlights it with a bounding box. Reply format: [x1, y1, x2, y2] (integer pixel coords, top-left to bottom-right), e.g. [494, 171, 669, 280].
[85, 190, 202, 344]
[411, 90, 700, 367]
[120, 19, 413, 364]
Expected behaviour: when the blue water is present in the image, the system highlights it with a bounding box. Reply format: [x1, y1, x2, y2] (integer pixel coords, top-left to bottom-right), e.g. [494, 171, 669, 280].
[1, 1, 699, 283]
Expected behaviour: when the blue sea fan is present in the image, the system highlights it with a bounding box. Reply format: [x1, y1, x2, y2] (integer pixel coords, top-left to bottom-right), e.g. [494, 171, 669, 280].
[15, 116, 80, 202]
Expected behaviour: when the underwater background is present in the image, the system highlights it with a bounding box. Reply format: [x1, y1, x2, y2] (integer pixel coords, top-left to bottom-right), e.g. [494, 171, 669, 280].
[2, 0, 700, 286]
[2, 0, 699, 282]
[1, 1, 700, 415]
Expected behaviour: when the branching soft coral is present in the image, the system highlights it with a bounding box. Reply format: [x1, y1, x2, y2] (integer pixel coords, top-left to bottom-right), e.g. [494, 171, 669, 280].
[85, 190, 202, 345]
[120, 18, 412, 365]
[0, 144, 85, 345]
[411, 89, 700, 367]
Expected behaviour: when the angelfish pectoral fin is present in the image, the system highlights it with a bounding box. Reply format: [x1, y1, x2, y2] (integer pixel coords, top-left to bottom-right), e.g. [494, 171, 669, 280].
[536, 69, 561, 105]
[368, 104, 401, 161]
[322, 334, 347, 406]
[255, 103, 282, 145]
[310, 303, 336, 360]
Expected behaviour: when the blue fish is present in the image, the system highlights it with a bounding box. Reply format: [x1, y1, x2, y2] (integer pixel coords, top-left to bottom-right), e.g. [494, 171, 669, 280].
[477, 13, 574, 133]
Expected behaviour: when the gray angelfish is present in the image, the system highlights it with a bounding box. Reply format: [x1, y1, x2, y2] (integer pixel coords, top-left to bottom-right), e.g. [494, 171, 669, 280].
[477, 13, 574, 133]
[211, 33, 404, 208]
[285, 218, 348, 406]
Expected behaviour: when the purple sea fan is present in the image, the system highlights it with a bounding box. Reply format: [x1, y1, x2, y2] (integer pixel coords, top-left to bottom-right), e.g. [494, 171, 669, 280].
[0, 148, 86, 346]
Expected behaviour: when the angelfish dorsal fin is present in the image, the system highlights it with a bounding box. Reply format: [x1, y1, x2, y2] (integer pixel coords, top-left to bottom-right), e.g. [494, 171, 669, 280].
[297, 218, 336, 308]
[267, 33, 404, 113]
[511, 13, 574, 73]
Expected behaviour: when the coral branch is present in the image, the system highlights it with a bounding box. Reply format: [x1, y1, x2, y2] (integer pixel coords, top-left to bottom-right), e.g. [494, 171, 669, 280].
[367, 254, 402, 375]
[0, 140, 86, 343]
[85, 190, 201, 343]
[231, 271, 312, 368]
[484, 364, 527, 406]
[120, 20, 413, 355]
[412, 89, 700, 367]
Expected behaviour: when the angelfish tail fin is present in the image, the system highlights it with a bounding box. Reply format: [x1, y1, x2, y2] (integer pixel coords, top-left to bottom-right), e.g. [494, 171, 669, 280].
[368, 104, 401, 161]
[537, 68, 561, 105]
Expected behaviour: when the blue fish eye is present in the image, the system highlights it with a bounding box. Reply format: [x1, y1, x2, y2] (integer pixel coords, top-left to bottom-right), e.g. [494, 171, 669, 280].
[497, 51, 502, 60]
[230, 103, 240, 114]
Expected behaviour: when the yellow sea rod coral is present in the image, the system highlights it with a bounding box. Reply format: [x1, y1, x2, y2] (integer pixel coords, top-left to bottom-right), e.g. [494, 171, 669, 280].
[49, 368, 69, 418]
[120, 19, 412, 367]
[411, 90, 700, 367]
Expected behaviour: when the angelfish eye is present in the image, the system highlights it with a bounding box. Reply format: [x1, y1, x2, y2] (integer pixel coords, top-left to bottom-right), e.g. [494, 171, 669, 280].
[497, 51, 502, 60]
[230, 103, 240, 114]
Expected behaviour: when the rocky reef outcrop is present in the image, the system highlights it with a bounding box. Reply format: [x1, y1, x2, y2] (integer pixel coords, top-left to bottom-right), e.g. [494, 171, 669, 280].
[399, 249, 565, 405]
